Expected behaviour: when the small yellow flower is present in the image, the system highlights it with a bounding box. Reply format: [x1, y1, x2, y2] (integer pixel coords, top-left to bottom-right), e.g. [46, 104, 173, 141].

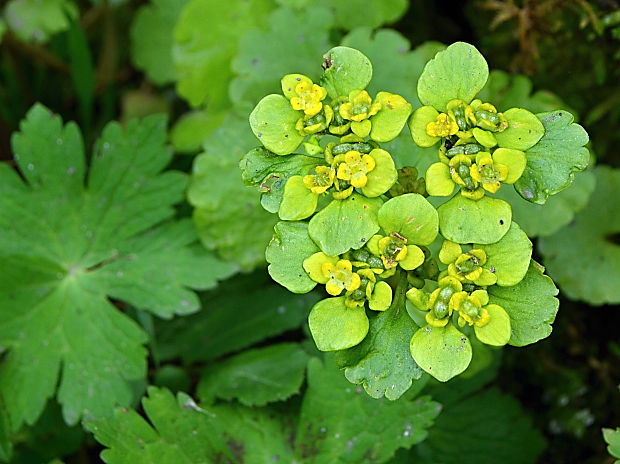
[303, 166, 335, 194]
[290, 81, 328, 116]
[470, 154, 509, 194]
[295, 105, 334, 136]
[322, 259, 361, 296]
[451, 290, 491, 327]
[335, 150, 376, 188]
[339, 90, 381, 122]
[426, 113, 459, 137]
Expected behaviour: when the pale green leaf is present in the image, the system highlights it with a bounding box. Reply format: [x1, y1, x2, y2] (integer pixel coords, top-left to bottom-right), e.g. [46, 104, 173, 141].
[488, 260, 559, 346]
[316, 0, 408, 29]
[604, 427, 620, 463]
[249, 94, 305, 155]
[197, 343, 309, 406]
[266, 221, 319, 293]
[172, 0, 275, 108]
[539, 166, 620, 304]
[494, 108, 545, 151]
[410, 324, 472, 382]
[231, 6, 333, 107]
[308, 297, 369, 351]
[496, 169, 596, 237]
[320, 46, 373, 99]
[187, 112, 277, 270]
[417, 42, 489, 112]
[308, 194, 382, 256]
[4, 0, 77, 43]
[515, 110, 590, 204]
[378, 193, 439, 245]
[438, 195, 512, 245]
[131, 0, 189, 85]
[479, 221, 532, 286]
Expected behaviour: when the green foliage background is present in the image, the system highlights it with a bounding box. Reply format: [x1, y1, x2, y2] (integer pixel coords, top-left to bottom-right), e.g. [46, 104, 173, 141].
[0, 0, 619, 463]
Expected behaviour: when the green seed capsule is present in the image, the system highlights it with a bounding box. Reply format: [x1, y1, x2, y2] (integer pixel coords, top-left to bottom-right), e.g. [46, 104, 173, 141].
[432, 300, 449, 319]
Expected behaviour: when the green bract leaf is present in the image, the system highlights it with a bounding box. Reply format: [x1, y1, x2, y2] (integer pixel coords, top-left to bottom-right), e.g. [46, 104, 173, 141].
[604, 427, 620, 464]
[231, 6, 333, 107]
[309, 297, 369, 351]
[240, 147, 324, 213]
[188, 113, 277, 271]
[0, 105, 236, 429]
[249, 94, 305, 155]
[197, 343, 309, 406]
[417, 42, 489, 111]
[479, 222, 532, 286]
[494, 108, 544, 151]
[320, 46, 373, 99]
[308, 194, 382, 256]
[155, 273, 314, 363]
[438, 195, 512, 245]
[474, 304, 511, 346]
[408, 106, 441, 147]
[370, 92, 413, 143]
[130, 0, 189, 85]
[515, 110, 589, 204]
[539, 166, 620, 304]
[496, 169, 595, 237]
[266, 221, 319, 293]
[279, 175, 318, 220]
[296, 357, 440, 463]
[378, 194, 439, 245]
[410, 389, 545, 464]
[336, 301, 424, 400]
[172, 0, 275, 108]
[4, 0, 77, 43]
[87, 387, 293, 463]
[488, 261, 559, 346]
[362, 148, 398, 197]
[410, 324, 472, 382]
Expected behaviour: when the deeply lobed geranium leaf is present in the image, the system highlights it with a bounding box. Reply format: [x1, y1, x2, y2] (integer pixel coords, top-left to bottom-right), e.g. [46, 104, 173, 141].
[417, 42, 489, 111]
[86, 387, 294, 464]
[539, 166, 620, 304]
[0, 105, 236, 430]
[515, 110, 589, 204]
[488, 260, 558, 346]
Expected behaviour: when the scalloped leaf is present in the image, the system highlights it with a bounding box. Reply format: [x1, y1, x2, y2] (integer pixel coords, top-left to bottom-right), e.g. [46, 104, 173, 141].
[417, 42, 489, 111]
[539, 166, 620, 305]
[515, 110, 589, 204]
[488, 261, 559, 346]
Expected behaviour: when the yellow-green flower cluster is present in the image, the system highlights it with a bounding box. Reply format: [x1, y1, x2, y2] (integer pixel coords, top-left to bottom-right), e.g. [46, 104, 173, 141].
[438, 240, 497, 286]
[366, 232, 426, 274]
[303, 252, 392, 311]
